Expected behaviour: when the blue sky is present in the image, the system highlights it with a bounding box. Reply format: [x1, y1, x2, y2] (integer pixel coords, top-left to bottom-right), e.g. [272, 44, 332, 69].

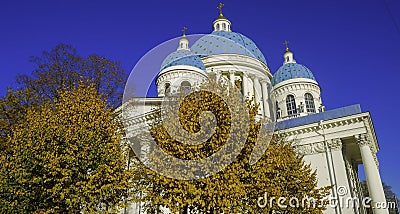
[1, 0, 400, 195]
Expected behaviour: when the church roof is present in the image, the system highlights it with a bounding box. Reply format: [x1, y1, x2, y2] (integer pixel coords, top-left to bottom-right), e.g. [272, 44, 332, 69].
[275, 104, 362, 130]
[160, 49, 206, 72]
[190, 31, 267, 65]
[271, 62, 316, 86]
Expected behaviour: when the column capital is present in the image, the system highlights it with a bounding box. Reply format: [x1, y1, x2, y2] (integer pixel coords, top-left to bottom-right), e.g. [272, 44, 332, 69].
[356, 133, 379, 167]
[328, 138, 342, 151]
[248, 73, 255, 79]
[355, 133, 371, 147]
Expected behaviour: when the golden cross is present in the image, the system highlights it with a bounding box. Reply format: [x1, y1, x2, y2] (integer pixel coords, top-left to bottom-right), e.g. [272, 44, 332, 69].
[182, 26, 187, 36]
[217, 3, 224, 15]
[283, 40, 290, 51]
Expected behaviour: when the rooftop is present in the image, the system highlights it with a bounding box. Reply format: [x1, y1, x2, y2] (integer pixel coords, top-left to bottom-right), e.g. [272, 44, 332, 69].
[275, 104, 362, 130]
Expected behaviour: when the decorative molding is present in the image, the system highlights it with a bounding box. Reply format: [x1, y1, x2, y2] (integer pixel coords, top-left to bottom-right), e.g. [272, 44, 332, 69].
[355, 133, 379, 167]
[293, 142, 325, 155]
[355, 133, 370, 147]
[293, 138, 342, 155]
[329, 138, 343, 151]
[248, 73, 255, 80]
[272, 81, 320, 97]
[373, 154, 379, 167]
[259, 78, 266, 83]
[362, 116, 379, 153]
[276, 116, 364, 137]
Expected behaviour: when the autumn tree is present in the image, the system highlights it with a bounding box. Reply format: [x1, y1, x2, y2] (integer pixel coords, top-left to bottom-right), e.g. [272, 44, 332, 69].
[0, 83, 134, 213]
[0, 88, 38, 152]
[0, 43, 126, 154]
[134, 77, 330, 213]
[16, 43, 127, 109]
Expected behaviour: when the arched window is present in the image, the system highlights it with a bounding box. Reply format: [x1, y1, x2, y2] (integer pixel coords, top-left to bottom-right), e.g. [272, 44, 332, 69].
[305, 93, 316, 113]
[181, 81, 191, 92]
[286, 95, 297, 116]
[165, 83, 171, 94]
[222, 23, 226, 30]
[216, 24, 220, 31]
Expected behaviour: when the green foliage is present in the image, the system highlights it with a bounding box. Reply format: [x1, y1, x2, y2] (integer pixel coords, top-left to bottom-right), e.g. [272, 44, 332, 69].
[137, 78, 331, 213]
[0, 83, 133, 213]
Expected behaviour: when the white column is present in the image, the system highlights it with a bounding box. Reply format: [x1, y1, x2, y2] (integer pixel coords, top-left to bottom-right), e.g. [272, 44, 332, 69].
[356, 134, 388, 214]
[260, 80, 271, 119]
[216, 71, 221, 83]
[229, 70, 235, 87]
[243, 73, 254, 99]
[247, 74, 255, 102]
[252, 75, 263, 116]
[242, 73, 249, 98]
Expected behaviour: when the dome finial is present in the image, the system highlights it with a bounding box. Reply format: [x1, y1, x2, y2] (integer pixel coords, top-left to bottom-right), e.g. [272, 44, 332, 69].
[181, 26, 187, 37]
[213, 3, 231, 32]
[283, 40, 296, 64]
[284, 40, 290, 52]
[217, 3, 224, 16]
[177, 27, 189, 50]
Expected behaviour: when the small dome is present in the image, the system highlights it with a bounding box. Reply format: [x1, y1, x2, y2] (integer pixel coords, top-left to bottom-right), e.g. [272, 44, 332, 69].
[160, 49, 206, 71]
[191, 31, 267, 65]
[272, 63, 316, 86]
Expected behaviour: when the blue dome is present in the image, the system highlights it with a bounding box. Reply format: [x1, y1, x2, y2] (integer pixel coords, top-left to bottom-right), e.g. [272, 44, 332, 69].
[160, 49, 206, 71]
[191, 31, 267, 64]
[272, 63, 316, 86]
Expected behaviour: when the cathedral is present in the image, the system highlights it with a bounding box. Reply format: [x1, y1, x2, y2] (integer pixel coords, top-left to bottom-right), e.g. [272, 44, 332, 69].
[123, 4, 388, 214]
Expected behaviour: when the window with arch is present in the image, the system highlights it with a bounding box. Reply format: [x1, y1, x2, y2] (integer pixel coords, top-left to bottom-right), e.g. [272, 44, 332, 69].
[222, 23, 226, 30]
[181, 81, 191, 92]
[305, 93, 316, 113]
[164, 83, 171, 94]
[286, 95, 297, 116]
[216, 24, 220, 31]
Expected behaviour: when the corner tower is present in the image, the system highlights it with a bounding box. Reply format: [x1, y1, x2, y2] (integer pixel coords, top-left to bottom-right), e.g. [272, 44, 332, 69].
[271, 43, 324, 121]
[156, 28, 207, 97]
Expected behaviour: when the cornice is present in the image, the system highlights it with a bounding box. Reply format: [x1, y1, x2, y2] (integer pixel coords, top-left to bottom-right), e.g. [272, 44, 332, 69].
[275, 114, 365, 137]
[271, 80, 320, 98]
[201, 54, 272, 78]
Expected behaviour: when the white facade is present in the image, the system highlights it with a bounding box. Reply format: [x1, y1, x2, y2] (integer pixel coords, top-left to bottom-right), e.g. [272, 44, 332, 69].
[123, 6, 388, 214]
